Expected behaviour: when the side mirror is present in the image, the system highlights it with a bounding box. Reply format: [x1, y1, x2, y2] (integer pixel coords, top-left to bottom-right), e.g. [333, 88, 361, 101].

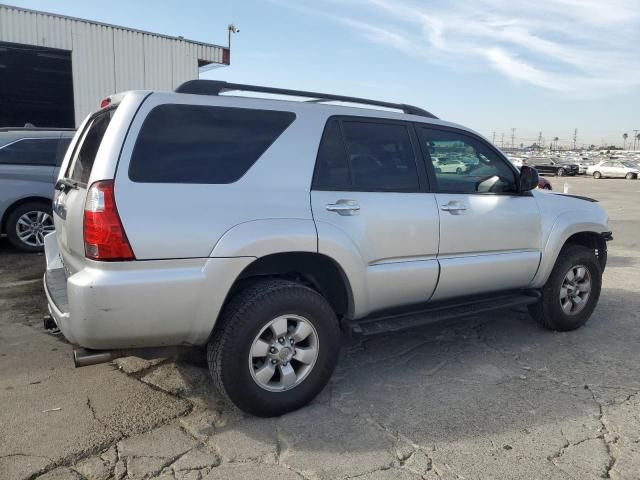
[519, 165, 539, 192]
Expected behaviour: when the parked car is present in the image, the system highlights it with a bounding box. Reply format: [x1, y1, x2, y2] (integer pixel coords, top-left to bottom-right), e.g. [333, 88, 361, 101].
[44, 81, 611, 417]
[0, 127, 74, 251]
[587, 161, 640, 179]
[529, 159, 579, 176]
[433, 158, 467, 174]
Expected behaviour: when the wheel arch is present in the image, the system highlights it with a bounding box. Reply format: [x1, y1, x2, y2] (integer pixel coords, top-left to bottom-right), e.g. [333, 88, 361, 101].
[227, 251, 355, 319]
[1, 196, 52, 233]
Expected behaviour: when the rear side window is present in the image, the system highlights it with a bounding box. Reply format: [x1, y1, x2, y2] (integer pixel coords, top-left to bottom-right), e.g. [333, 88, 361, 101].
[313, 118, 420, 191]
[129, 104, 296, 184]
[0, 138, 60, 166]
[67, 109, 114, 184]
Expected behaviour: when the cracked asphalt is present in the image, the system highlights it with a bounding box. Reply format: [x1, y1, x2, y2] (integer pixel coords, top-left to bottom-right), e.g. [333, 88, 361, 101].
[1, 176, 639, 480]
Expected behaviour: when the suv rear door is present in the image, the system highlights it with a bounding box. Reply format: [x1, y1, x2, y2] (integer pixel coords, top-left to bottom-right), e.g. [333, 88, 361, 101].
[311, 116, 440, 316]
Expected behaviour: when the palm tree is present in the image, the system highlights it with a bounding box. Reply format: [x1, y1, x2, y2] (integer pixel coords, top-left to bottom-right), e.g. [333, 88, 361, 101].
[553, 137, 559, 150]
[636, 133, 640, 151]
[623, 132, 628, 149]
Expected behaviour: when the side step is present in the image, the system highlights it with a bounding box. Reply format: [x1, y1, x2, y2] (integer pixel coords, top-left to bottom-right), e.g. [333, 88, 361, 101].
[347, 291, 540, 337]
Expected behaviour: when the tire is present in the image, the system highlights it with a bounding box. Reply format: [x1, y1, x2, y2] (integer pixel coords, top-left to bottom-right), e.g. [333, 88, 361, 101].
[557, 168, 566, 176]
[5, 201, 54, 252]
[456, 167, 463, 175]
[207, 278, 341, 417]
[528, 245, 602, 331]
[543, 185, 552, 190]
[625, 172, 636, 180]
[593, 171, 602, 179]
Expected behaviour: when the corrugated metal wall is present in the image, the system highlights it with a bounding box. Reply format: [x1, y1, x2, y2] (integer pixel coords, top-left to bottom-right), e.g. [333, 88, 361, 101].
[0, 4, 227, 126]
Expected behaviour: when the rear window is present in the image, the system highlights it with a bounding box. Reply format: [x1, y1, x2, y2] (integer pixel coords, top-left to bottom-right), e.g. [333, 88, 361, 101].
[67, 109, 114, 184]
[0, 138, 60, 166]
[128, 104, 296, 184]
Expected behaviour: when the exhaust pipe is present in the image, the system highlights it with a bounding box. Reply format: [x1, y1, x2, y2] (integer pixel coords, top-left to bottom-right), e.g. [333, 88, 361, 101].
[73, 348, 117, 367]
[72, 346, 187, 368]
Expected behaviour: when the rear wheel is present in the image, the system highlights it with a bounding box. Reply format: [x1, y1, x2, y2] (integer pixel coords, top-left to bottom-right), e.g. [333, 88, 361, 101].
[593, 171, 602, 179]
[456, 167, 463, 175]
[625, 172, 636, 180]
[528, 245, 601, 331]
[543, 184, 552, 190]
[557, 167, 566, 176]
[207, 279, 341, 417]
[5, 201, 54, 252]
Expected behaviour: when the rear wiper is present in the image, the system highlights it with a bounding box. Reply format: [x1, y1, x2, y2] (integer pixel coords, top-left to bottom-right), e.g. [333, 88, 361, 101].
[55, 178, 79, 192]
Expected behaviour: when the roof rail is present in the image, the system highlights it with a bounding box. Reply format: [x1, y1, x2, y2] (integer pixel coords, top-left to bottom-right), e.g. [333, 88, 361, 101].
[0, 127, 76, 132]
[175, 80, 438, 119]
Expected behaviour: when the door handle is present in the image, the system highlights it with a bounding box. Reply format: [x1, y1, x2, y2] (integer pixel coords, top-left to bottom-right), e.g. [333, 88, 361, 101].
[326, 200, 360, 216]
[440, 202, 467, 213]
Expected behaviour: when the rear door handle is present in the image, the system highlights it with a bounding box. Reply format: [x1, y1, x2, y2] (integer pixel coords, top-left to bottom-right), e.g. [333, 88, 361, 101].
[440, 202, 467, 213]
[326, 200, 360, 216]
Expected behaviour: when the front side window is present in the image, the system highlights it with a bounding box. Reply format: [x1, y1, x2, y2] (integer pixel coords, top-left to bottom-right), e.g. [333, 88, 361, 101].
[0, 138, 60, 166]
[313, 118, 420, 191]
[418, 127, 517, 194]
[129, 105, 295, 184]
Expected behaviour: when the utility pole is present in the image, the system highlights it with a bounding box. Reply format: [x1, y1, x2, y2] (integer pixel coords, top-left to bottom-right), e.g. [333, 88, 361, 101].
[537, 131, 542, 150]
[573, 128, 577, 150]
[511, 128, 516, 149]
[501, 133, 504, 149]
[492, 131, 496, 144]
[634, 129, 639, 151]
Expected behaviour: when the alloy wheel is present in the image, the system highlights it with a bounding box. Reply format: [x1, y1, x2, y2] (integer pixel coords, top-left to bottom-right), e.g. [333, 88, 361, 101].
[249, 314, 319, 392]
[15, 211, 54, 247]
[559, 265, 592, 315]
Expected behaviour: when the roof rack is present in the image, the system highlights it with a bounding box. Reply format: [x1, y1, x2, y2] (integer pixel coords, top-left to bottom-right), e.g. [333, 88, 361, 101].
[175, 80, 438, 119]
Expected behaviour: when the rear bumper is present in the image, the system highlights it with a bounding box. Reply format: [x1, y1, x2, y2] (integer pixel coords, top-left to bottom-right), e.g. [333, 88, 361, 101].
[43, 232, 254, 350]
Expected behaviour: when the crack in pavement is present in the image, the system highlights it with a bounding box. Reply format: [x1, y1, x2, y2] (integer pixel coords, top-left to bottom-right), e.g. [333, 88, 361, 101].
[585, 385, 617, 479]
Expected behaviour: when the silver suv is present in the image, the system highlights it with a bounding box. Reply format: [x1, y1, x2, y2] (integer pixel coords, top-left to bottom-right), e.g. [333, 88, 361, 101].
[44, 82, 611, 416]
[0, 127, 74, 251]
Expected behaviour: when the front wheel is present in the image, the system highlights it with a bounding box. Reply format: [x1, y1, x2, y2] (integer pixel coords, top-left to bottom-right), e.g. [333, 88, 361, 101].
[593, 171, 602, 179]
[557, 168, 566, 176]
[528, 245, 602, 331]
[626, 172, 636, 180]
[207, 279, 341, 417]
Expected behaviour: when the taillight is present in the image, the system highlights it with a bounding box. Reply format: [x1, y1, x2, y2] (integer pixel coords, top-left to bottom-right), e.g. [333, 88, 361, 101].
[83, 180, 134, 261]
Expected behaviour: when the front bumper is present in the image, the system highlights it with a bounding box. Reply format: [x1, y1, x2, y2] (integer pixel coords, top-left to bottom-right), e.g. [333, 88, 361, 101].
[43, 232, 253, 350]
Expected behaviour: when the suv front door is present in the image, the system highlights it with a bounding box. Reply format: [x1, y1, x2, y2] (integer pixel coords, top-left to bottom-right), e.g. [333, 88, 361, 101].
[416, 126, 542, 301]
[311, 117, 440, 316]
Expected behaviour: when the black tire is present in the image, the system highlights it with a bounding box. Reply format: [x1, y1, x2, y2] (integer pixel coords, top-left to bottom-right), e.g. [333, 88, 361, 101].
[557, 167, 566, 176]
[5, 201, 53, 252]
[593, 171, 602, 179]
[543, 184, 552, 190]
[528, 245, 602, 331]
[456, 167, 463, 175]
[625, 172, 636, 180]
[207, 279, 341, 417]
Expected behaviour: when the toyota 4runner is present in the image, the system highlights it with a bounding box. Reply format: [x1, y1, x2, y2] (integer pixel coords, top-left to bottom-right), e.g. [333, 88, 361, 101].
[44, 81, 611, 416]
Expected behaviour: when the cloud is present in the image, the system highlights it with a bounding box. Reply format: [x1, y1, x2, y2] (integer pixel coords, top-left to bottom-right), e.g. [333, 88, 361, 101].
[278, 0, 640, 98]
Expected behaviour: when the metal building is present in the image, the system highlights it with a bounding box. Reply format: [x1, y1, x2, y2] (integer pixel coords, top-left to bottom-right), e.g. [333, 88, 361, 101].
[0, 3, 229, 128]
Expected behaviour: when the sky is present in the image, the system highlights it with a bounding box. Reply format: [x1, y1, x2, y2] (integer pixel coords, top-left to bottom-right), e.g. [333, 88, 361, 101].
[8, 0, 640, 147]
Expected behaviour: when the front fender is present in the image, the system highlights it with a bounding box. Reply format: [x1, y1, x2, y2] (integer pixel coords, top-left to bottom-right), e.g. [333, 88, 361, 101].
[530, 210, 608, 288]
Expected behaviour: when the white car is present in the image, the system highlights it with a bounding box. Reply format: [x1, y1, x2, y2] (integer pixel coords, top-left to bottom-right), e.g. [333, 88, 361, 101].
[587, 161, 640, 179]
[433, 158, 467, 174]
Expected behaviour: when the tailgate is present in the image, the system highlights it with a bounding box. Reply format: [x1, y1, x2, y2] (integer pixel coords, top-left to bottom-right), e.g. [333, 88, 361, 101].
[53, 108, 116, 273]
